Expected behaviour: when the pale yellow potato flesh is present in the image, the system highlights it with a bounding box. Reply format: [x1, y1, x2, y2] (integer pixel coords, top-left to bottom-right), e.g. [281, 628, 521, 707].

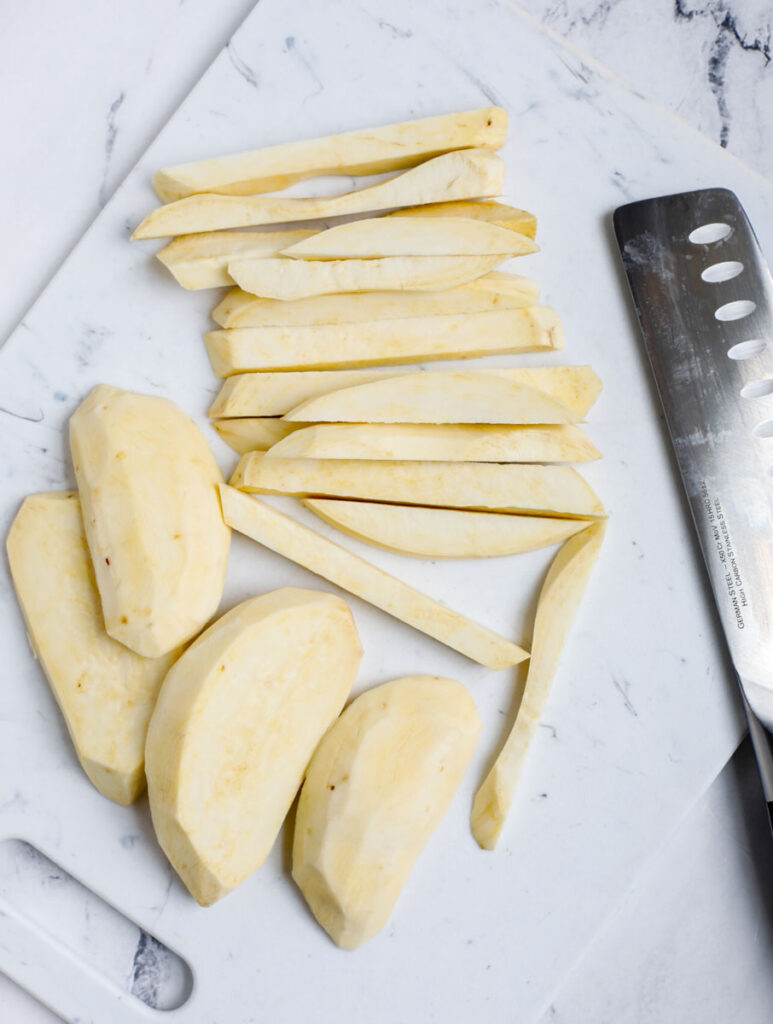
[156, 229, 314, 289]
[145, 588, 362, 906]
[220, 486, 527, 670]
[210, 365, 600, 418]
[206, 307, 563, 375]
[212, 418, 305, 454]
[293, 676, 481, 949]
[6, 493, 178, 805]
[281, 217, 537, 260]
[271, 423, 600, 462]
[212, 274, 539, 327]
[387, 200, 536, 238]
[285, 372, 578, 425]
[70, 385, 230, 658]
[230, 455, 605, 519]
[471, 522, 606, 850]
[304, 500, 588, 559]
[228, 254, 507, 301]
[134, 149, 505, 239]
[153, 107, 508, 201]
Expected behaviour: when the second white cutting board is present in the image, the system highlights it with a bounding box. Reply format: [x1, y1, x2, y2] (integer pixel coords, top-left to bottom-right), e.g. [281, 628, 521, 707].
[0, 0, 768, 1021]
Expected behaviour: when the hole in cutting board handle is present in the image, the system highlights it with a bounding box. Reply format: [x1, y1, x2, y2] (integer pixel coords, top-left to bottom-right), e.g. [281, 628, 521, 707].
[0, 838, 192, 1012]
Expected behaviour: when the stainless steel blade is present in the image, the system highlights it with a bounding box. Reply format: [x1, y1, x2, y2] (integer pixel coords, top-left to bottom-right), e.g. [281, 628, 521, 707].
[614, 188, 773, 735]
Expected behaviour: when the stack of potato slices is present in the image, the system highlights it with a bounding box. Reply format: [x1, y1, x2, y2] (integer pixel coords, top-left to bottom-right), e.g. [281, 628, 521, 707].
[133, 106, 607, 852]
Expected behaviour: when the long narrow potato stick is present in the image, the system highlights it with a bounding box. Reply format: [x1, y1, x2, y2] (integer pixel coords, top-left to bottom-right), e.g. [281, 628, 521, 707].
[230, 455, 606, 519]
[153, 107, 508, 201]
[209, 366, 601, 419]
[212, 418, 304, 453]
[471, 522, 606, 849]
[387, 201, 536, 238]
[280, 218, 537, 260]
[156, 229, 314, 289]
[284, 372, 579, 425]
[228, 255, 507, 301]
[212, 274, 539, 328]
[134, 150, 505, 239]
[269, 423, 601, 463]
[219, 485, 527, 670]
[303, 500, 587, 559]
[205, 308, 563, 376]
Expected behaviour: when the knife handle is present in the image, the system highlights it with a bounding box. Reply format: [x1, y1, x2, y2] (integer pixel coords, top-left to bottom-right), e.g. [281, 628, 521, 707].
[739, 681, 773, 834]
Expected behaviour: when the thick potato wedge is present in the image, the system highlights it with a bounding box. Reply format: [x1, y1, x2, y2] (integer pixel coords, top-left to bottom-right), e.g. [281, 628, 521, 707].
[212, 418, 304, 454]
[145, 589, 362, 905]
[230, 455, 605, 519]
[304, 500, 588, 558]
[70, 385, 230, 658]
[471, 522, 606, 850]
[387, 200, 536, 238]
[210, 365, 600, 418]
[285, 372, 578, 425]
[6, 493, 178, 806]
[293, 676, 481, 949]
[220, 486, 527, 670]
[271, 423, 600, 462]
[281, 217, 537, 260]
[134, 149, 505, 239]
[228, 255, 506, 301]
[212, 274, 539, 327]
[206, 308, 563, 376]
[156, 229, 314, 289]
[153, 107, 507, 201]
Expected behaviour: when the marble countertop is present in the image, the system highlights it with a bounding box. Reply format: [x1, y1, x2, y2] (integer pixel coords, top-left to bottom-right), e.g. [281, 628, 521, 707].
[1, 1, 772, 1020]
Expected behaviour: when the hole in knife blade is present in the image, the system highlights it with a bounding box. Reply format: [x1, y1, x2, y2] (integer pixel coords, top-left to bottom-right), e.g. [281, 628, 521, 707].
[740, 380, 773, 399]
[701, 260, 744, 283]
[688, 222, 732, 245]
[754, 421, 773, 438]
[715, 300, 756, 322]
[727, 340, 766, 360]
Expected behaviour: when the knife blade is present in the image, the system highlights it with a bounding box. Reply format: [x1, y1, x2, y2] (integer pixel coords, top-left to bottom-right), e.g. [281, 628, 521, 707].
[614, 187, 773, 824]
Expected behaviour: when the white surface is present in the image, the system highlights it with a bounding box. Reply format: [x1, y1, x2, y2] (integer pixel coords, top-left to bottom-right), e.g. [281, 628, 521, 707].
[0, 1, 771, 1022]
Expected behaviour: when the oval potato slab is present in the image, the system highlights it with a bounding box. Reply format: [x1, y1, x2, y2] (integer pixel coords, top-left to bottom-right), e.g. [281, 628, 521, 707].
[145, 588, 362, 906]
[6, 493, 177, 805]
[70, 385, 230, 658]
[285, 372, 578, 425]
[293, 675, 481, 949]
[271, 422, 600, 462]
[304, 499, 588, 558]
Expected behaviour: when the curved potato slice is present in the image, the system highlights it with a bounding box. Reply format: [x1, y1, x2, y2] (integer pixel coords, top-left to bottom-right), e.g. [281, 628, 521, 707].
[471, 522, 606, 850]
[212, 418, 304, 454]
[272, 423, 600, 461]
[386, 200, 536, 238]
[285, 372, 578, 425]
[281, 217, 537, 260]
[293, 675, 481, 949]
[211, 273, 539, 327]
[157, 229, 314, 289]
[210, 365, 600, 419]
[230, 454, 606, 519]
[205, 307, 563, 375]
[134, 150, 505, 239]
[228, 255, 506, 301]
[6, 493, 177, 805]
[304, 499, 588, 558]
[70, 385, 230, 658]
[153, 107, 507, 201]
[220, 486, 527, 670]
[145, 588, 362, 906]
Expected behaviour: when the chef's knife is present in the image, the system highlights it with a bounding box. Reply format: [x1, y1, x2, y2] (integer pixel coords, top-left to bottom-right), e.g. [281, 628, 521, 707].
[614, 188, 773, 827]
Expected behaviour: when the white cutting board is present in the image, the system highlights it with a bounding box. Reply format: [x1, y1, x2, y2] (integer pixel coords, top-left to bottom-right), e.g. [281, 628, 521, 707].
[0, 0, 769, 1020]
